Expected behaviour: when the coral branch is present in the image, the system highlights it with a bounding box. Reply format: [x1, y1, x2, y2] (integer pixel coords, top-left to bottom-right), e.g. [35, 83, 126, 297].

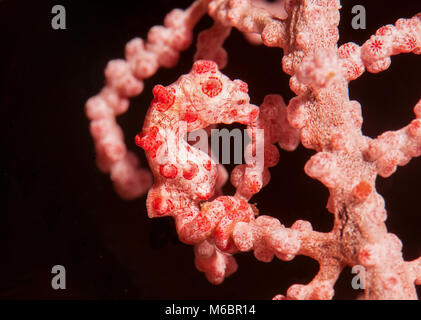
[194, 240, 238, 284]
[242, 0, 287, 44]
[338, 13, 421, 80]
[364, 98, 421, 177]
[208, 0, 288, 48]
[286, 259, 341, 300]
[194, 20, 231, 68]
[360, 13, 421, 73]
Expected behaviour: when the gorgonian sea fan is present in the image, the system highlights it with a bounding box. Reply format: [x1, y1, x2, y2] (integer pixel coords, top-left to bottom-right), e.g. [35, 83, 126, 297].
[85, 0, 421, 299]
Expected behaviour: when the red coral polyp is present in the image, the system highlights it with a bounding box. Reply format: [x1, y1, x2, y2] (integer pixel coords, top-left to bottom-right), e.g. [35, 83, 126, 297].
[159, 163, 178, 179]
[201, 77, 223, 97]
[194, 60, 218, 74]
[152, 85, 175, 112]
[352, 181, 372, 201]
[182, 105, 198, 123]
[151, 197, 175, 216]
[182, 161, 199, 180]
[135, 127, 162, 158]
[234, 79, 249, 93]
[203, 160, 212, 171]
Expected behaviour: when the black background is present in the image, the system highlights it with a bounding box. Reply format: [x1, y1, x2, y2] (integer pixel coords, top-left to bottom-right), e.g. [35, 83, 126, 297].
[0, 0, 420, 299]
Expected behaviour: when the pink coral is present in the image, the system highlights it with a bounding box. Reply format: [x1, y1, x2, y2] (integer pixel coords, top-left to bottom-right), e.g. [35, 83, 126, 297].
[86, 0, 421, 299]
